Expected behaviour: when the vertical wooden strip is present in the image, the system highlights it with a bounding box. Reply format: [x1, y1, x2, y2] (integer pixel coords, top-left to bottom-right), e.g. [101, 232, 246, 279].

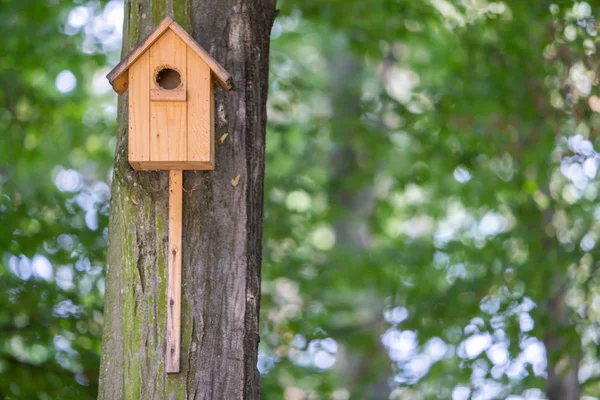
[166, 170, 183, 373]
[149, 29, 187, 92]
[150, 29, 187, 162]
[128, 52, 150, 165]
[187, 48, 212, 163]
[150, 104, 187, 162]
[210, 81, 214, 167]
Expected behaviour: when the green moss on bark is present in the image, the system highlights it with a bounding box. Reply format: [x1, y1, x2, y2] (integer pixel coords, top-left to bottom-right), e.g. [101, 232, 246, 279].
[156, 207, 167, 330]
[144, 197, 150, 221]
[151, 0, 168, 25]
[173, 0, 192, 32]
[129, 0, 140, 45]
[100, 0, 275, 397]
[121, 201, 142, 399]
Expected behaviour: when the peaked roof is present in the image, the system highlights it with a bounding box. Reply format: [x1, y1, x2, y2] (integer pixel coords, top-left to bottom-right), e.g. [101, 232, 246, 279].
[106, 16, 233, 95]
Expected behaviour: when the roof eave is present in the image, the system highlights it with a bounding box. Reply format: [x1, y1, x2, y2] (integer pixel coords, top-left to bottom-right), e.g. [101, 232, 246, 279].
[106, 16, 233, 95]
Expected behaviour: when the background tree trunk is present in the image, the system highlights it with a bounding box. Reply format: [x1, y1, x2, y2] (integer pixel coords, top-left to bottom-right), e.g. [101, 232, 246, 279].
[98, 1, 276, 398]
[328, 47, 391, 399]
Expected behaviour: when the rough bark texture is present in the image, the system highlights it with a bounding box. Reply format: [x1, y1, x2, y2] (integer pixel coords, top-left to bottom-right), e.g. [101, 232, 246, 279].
[98, 0, 276, 398]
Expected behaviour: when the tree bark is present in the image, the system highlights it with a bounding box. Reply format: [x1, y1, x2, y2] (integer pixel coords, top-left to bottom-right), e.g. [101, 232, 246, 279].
[328, 49, 391, 399]
[98, 1, 276, 398]
[543, 283, 581, 400]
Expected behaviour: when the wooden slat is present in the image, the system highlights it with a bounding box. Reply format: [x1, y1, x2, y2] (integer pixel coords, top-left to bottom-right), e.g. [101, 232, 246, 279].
[128, 52, 150, 166]
[150, 104, 186, 161]
[169, 22, 233, 91]
[130, 161, 214, 170]
[149, 30, 186, 91]
[150, 30, 186, 162]
[210, 82, 215, 167]
[166, 170, 183, 373]
[187, 48, 212, 164]
[151, 89, 186, 102]
[111, 74, 129, 95]
[107, 16, 174, 95]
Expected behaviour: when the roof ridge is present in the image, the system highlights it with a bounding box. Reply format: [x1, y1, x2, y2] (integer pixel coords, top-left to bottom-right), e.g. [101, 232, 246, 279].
[106, 16, 232, 95]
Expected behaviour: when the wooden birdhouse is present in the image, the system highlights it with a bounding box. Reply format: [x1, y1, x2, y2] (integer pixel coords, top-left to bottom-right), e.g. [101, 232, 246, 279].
[106, 16, 233, 374]
[107, 16, 232, 171]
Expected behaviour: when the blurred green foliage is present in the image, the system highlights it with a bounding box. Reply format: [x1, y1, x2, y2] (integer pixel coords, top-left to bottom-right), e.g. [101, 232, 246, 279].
[2, 0, 600, 399]
[0, 0, 115, 398]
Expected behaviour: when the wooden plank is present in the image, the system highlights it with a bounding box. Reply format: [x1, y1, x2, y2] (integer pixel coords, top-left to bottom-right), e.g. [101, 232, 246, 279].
[130, 160, 214, 170]
[166, 170, 183, 373]
[169, 22, 233, 91]
[210, 82, 215, 167]
[128, 52, 150, 166]
[150, 30, 187, 162]
[151, 89, 186, 102]
[111, 73, 129, 95]
[149, 30, 186, 91]
[150, 103, 186, 161]
[187, 48, 212, 164]
[107, 16, 174, 94]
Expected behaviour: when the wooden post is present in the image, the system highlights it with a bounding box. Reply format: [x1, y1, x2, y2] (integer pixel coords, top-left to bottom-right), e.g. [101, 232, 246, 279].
[166, 170, 183, 373]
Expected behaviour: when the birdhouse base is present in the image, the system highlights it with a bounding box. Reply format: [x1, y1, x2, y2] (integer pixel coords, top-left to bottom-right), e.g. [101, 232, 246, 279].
[130, 161, 214, 171]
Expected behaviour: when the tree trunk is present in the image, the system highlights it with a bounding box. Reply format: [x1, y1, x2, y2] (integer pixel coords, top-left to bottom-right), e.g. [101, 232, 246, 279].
[328, 49, 391, 399]
[543, 286, 581, 400]
[537, 204, 581, 400]
[98, 1, 277, 398]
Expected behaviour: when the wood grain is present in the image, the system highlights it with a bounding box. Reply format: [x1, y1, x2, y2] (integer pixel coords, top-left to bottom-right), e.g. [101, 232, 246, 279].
[150, 89, 186, 102]
[149, 30, 186, 91]
[150, 104, 187, 162]
[107, 16, 174, 94]
[130, 160, 214, 170]
[170, 22, 233, 91]
[150, 30, 187, 162]
[111, 74, 129, 95]
[187, 48, 212, 165]
[166, 170, 183, 373]
[210, 82, 215, 167]
[128, 52, 150, 166]
[107, 16, 232, 94]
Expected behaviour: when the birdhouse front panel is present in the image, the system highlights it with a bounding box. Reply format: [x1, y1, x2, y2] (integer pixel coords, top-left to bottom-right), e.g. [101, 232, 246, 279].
[127, 30, 214, 171]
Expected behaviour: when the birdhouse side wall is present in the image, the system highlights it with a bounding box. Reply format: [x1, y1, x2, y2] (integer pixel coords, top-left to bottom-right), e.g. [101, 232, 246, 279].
[186, 48, 214, 169]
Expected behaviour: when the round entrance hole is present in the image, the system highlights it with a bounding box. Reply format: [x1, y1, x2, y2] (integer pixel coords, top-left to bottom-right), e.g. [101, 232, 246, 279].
[156, 68, 181, 90]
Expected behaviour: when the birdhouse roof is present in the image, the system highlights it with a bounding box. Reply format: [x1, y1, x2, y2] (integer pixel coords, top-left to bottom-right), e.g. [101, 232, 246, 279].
[107, 16, 233, 95]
